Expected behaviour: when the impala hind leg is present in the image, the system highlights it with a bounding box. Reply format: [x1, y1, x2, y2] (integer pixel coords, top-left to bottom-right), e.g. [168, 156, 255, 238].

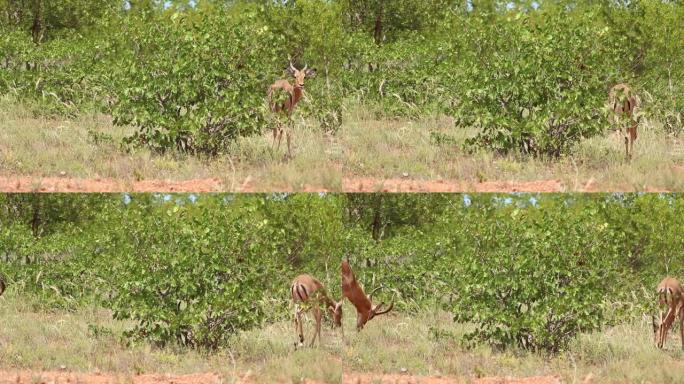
[294, 305, 304, 349]
[310, 306, 322, 347]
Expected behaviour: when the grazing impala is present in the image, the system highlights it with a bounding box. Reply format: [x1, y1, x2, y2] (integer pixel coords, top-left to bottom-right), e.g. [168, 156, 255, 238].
[341, 260, 394, 331]
[267, 60, 317, 158]
[652, 276, 684, 349]
[608, 83, 639, 160]
[291, 274, 343, 349]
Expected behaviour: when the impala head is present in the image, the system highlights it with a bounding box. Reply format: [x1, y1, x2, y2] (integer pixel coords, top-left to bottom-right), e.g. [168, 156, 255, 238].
[286, 61, 317, 88]
[356, 286, 394, 330]
[329, 301, 343, 327]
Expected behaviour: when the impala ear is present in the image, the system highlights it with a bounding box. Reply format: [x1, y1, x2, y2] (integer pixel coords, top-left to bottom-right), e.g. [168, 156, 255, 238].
[305, 68, 317, 78]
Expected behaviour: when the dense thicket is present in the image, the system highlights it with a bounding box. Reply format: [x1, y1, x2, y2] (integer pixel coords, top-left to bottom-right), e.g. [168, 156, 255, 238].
[1, 193, 682, 352]
[1, 0, 682, 155]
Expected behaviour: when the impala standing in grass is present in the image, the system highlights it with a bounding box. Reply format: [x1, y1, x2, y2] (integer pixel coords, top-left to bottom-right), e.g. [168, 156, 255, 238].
[608, 83, 640, 160]
[291, 274, 343, 349]
[653, 276, 684, 349]
[341, 260, 394, 331]
[267, 60, 317, 158]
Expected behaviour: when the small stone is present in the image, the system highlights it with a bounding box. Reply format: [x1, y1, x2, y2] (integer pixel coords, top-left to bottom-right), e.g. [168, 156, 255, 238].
[402, 172, 409, 178]
[59, 171, 67, 177]
[59, 365, 67, 371]
[400, 367, 408, 374]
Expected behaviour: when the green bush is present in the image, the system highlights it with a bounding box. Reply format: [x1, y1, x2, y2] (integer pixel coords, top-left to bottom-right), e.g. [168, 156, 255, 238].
[451, 199, 622, 352]
[458, 11, 620, 157]
[3, 194, 684, 352]
[111, 8, 285, 155]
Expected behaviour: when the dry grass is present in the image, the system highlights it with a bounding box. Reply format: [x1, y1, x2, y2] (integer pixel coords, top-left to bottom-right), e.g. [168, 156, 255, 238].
[2, 290, 683, 383]
[343, 304, 684, 383]
[0, 291, 342, 383]
[1, 96, 684, 191]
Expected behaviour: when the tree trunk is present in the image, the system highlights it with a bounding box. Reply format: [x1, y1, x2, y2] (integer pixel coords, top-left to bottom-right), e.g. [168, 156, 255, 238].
[373, 2, 384, 45]
[371, 195, 383, 241]
[30, 0, 44, 44]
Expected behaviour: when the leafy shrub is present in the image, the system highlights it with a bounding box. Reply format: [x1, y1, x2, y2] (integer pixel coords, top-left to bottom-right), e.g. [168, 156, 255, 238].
[458, 12, 620, 157]
[4, 193, 684, 352]
[111, 7, 285, 155]
[107, 201, 279, 349]
[451, 201, 622, 352]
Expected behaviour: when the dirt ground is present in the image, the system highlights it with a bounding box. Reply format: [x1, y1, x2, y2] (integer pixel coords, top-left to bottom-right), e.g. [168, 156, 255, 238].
[0, 370, 225, 384]
[2, 175, 667, 193]
[0, 370, 568, 384]
[344, 373, 565, 384]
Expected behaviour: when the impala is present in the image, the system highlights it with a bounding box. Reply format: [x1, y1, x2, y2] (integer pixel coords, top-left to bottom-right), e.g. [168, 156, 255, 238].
[291, 274, 343, 349]
[267, 60, 317, 158]
[341, 260, 394, 331]
[652, 276, 684, 349]
[608, 83, 639, 160]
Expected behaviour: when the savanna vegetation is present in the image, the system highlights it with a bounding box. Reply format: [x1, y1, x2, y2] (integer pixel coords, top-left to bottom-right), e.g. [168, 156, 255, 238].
[1, 193, 684, 382]
[1, 1, 684, 191]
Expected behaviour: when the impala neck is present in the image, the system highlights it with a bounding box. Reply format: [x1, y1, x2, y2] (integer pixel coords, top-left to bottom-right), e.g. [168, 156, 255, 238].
[292, 85, 304, 105]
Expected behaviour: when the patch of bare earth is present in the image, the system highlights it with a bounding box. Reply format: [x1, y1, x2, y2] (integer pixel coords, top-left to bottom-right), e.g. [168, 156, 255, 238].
[0, 175, 568, 193]
[0, 371, 567, 384]
[340, 178, 565, 193]
[344, 373, 563, 384]
[0, 370, 224, 384]
[0, 370, 332, 384]
[0, 175, 672, 193]
[0, 176, 223, 193]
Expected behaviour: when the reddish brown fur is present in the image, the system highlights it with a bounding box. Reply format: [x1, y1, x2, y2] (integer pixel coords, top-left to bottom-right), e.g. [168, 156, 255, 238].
[267, 62, 316, 158]
[341, 260, 393, 330]
[653, 276, 684, 349]
[609, 83, 639, 160]
[291, 274, 342, 348]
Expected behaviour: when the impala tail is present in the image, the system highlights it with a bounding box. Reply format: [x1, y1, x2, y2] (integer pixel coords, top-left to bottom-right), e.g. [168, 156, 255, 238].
[290, 274, 342, 349]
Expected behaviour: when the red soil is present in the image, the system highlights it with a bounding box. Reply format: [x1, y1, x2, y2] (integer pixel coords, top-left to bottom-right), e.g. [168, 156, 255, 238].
[345, 373, 563, 384]
[0, 370, 566, 384]
[0, 175, 568, 193]
[0, 176, 223, 193]
[0, 370, 224, 384]
[0, 175, 671, 193]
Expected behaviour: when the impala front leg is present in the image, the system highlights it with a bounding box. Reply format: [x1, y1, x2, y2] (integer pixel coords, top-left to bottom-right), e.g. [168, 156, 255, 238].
[286, 116, 294, 159]
[629, 124, 637, 160]
[660, 307, 676, 348]
[272, 125, 278, 150]
[624, 134, 630, 161]
[679, 305, 684, 350]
